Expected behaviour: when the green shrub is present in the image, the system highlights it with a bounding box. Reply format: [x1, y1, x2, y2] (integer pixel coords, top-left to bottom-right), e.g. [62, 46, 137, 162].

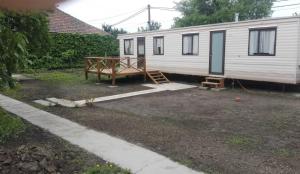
[83, 163, 131, 174]
[29, 33, 119, 70]
[0, 108, 25, 143]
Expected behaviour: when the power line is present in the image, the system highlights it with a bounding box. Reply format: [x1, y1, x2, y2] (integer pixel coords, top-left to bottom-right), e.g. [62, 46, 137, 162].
[111, 8, 146, 27]
[151, 7, 177, 11]
[273, 3, 300, 8]
[273, 6, 300, 11]
[86, 7, 147, 22]
[108, 5, 178, 27]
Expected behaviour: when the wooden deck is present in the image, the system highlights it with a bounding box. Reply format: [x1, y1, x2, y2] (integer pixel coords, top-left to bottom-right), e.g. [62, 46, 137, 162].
[85, 57, 146, 85]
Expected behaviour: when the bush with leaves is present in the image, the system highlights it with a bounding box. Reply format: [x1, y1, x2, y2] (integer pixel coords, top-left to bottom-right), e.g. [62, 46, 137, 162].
[0, 10, 50, 88]
[0, 21, 28, 88]
[33, 33, 119, 69]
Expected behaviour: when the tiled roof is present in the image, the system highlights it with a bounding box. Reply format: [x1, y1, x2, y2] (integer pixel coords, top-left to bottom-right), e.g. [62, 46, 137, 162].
[48, 8, 109, 35]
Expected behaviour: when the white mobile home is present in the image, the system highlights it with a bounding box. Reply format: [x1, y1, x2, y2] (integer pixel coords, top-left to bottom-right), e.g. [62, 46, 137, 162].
[118, 16, 300, 84]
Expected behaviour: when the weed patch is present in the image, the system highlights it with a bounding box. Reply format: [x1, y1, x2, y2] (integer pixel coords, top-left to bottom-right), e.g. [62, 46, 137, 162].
[226, 135, 257, 150]
[83, 163, 131, 174]
[273, 148, 294, 158]
[0, 108, 25, 143]
[0, 84, 22, 99]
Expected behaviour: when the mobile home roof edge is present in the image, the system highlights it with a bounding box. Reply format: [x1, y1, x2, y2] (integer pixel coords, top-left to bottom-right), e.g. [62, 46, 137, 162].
[118, 16, 300, 37]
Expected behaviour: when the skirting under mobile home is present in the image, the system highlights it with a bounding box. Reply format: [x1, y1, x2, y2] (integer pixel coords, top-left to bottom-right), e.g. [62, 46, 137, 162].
[118, 16, 300, 84]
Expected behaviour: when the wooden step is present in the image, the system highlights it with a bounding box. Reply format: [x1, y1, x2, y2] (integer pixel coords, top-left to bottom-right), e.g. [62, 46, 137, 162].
[146, 71, 170, 84]
[203, 76, 225, 88]
[202, 82, 220, 86]
[206, 77, 224, 81]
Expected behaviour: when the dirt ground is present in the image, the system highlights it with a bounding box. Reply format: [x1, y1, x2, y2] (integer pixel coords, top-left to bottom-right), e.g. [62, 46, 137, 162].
[3, 72, 300, 174]
[0, 120, 103, 174]
[17, 76, 150, 101]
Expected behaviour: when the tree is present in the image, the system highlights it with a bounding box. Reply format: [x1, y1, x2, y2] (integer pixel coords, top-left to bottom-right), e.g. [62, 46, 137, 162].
[102, 24, 127, 38]
[174, 0, 275, 27]
[0, 11, 50, 88]
[138, 21, 162, 32]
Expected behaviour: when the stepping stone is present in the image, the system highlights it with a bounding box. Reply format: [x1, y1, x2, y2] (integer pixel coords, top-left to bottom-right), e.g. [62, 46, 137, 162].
[294, 93, 300, 98]
[143, 83, 197, 91]
[211, 88, 227, 92]
[199, 86, 208, 90]
[108, 86, 119, 88]
[46, 98, 81, 108]
[34, 100, 56, 107]
[12, 74, 34, 81]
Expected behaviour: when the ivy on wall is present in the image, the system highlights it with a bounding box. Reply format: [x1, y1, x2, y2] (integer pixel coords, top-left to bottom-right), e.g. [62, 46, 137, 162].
[29, 33, 119, 69]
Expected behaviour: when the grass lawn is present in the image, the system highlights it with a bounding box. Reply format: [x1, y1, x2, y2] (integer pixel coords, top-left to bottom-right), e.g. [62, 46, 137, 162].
[1, 70, 300, 174]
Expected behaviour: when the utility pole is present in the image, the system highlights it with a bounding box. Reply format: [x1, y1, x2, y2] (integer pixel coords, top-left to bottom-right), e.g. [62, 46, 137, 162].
[147, 4, 151, 30]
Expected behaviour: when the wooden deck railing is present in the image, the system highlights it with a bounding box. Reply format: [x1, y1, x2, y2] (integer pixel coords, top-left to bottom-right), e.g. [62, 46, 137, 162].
[84, 57, 146, 85]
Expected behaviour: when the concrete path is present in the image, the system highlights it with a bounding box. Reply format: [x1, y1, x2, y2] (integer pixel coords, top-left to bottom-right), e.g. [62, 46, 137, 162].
[0, 94, 203, 174]
[35, 83, 197, 108]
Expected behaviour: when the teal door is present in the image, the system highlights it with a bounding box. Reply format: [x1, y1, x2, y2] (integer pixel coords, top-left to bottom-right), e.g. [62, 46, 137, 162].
[209, 31, 226, 75]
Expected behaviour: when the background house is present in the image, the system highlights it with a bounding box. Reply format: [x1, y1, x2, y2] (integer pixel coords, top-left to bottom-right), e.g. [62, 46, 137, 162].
[48, 8, 109, 35]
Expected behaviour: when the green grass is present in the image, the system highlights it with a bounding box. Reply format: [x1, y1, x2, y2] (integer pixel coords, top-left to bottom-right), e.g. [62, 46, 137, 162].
[28, 69, 110, 85]
[273, 148, 294, 158]
[0, 107, 25, 144]
[0, 84, 22, 99]
[83, 163, 131, 174]
[32, 71, 85, 84]
[226, 135, 257, 149]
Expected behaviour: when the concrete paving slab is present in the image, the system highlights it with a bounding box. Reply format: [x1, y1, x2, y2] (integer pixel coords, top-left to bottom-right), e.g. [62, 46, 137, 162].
[211, 88, 227, 92]
[35, 83, 197, 108]
[0, 94, 203, 174]
[143, 83, 197, 91]
[47, 98, 80, 108]
[199, 86, 209, 90]
[76, 88, 165, 105]
[12, 74, 34, 81]
[34, 99, 56, 107]
[294, 93, 300, 98]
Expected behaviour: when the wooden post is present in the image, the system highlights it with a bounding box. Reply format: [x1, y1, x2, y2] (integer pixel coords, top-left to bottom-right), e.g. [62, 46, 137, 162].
[112, 59, 116, 86]
[85, 58, 88, 80]
[97, 60, 101, 82]
[127, 57, 131, 68]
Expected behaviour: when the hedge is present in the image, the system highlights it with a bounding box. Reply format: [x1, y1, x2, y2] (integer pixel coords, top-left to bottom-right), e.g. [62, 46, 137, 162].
[28, 33, 119, 69]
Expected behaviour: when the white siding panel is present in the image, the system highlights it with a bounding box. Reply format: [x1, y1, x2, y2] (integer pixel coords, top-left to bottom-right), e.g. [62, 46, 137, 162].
[297, 19, 300, 83]
[145, 32, 210, 75]
[225, 21, 299, 84]
[118, 17, 300, 84]
[297, 68, 300, 83]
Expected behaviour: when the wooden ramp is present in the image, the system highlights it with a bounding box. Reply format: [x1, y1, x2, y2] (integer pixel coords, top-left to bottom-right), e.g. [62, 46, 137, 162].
[201, 77, 225, 88]
[147, 70, 170, 84]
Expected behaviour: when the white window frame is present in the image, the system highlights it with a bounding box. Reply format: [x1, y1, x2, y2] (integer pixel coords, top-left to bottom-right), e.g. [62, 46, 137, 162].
[248, 27, 277, 56]
[182, 33, 199, 55]
[124, 39, 134, 55]
[153, 36, 164, 55]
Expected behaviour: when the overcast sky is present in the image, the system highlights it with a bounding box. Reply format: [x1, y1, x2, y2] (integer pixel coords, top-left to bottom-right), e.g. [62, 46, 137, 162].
[58, 0, 300, 32]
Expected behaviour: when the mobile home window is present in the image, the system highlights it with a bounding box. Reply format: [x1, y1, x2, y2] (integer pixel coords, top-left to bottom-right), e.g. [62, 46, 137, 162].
[249, 28, 277, 56]
[182, 34, 199, 55]
[124, 39, 134, 55]
[153, 37, 164, 55]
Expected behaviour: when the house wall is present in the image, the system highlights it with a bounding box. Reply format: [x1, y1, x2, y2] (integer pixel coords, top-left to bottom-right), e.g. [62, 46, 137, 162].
[119, 17, 300, 84]
[297, 18, 300, 84]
